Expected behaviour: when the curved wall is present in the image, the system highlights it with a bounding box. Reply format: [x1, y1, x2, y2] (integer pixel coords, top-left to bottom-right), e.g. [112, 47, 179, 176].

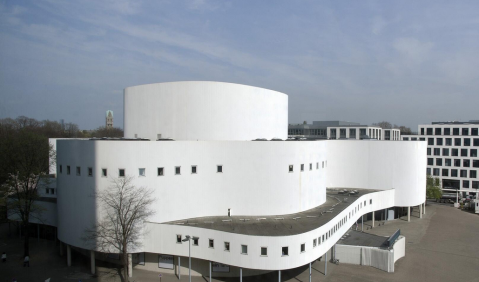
[56, 140, 327, 249]
[123, 81, 288, 141]
[326, 140, 427, 207]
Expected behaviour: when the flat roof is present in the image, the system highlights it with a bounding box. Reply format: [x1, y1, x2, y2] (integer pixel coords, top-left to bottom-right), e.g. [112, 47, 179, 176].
[164, 188, 381, 236]
[337, 230, 389, 248]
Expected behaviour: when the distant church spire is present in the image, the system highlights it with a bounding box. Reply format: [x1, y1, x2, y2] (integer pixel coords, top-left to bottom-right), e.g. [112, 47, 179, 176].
[106, 110, 113, 128]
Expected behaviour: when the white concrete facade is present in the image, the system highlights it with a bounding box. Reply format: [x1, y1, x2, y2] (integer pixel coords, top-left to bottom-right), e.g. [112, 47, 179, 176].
[124, 81, 288, 141]
[52, 81, 426, 275]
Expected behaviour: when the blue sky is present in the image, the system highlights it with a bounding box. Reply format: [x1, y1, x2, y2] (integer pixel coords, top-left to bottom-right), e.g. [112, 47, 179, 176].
[1, 0, 478, 130]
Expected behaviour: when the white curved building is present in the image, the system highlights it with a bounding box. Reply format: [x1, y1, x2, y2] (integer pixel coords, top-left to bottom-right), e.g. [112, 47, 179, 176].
[55, 81, 426, 278]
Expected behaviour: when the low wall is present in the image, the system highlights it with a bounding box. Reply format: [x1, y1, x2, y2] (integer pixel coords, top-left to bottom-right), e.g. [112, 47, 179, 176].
[335, 235, 405, 273]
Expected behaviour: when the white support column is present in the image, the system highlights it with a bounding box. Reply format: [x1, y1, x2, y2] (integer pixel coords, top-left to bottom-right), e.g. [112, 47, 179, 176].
[325, 250, 328, 275]
[372, 211, 375, 227]
[361, 215, 363, 231]
[240, 268, 242, 282]
[90, 251, 95, 275]
[209, 261, 212, 282]
[419, 204, 423, 219]
[424, 202, 426, 214]
[407, 206, 411, 222]
[178, 257, 181, 279]
[128, 254, 133, 278]
[309, 262, 312, 282]
[278, 270, 281, 282]
[66, 244, 71, 267]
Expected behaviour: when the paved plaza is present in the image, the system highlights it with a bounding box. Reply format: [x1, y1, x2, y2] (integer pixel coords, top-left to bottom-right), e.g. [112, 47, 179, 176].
[1, 201, 478, 282]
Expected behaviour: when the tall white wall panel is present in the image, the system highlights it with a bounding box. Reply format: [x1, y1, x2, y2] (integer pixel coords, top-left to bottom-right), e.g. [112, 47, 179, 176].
[124, 81, 288, 141]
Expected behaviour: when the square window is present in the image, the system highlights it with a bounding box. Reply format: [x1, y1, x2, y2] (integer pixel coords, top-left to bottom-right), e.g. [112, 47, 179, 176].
[436, 138, 443, 145]
[76, 166, 81, 176]
[451, 169, 458, 177]
[261, 247, 267, 256]
[192, 166, 197, 174]
[289, 165, 293, 172]
[442, 169, 448, 176]
[474, 138, 479, 146]
[241, 245, 248, 254]
[176, 235, 182, 243]
[421, 128, 425, 135]
[455, 138, 462, 146]
[157, 167, 164, 176]
[470, 170, 477, 178]
[313, 239, 317, 247]
[67, 166, 71, 175]
[446, 138, 452, 146]
[428, 138, 434, 145]
[282, 246, 289, 256]
[435, 128, 442, 135]
[300, 243, 305, 253]
[427, 158, 433, 166]
[217, 165, 223, 173]
[224, 242, 230, 251]
[452, 149, 458, 156]
[139, 168, 146, 176]
[59, 165, 62, 174]
[193, 238, 199, 246]
[102, 168, 107, 177]
[433, 168, 439, 176]
[436, 158, 442, 166]
[473, 181, 479, 188]
[444, 128, 451, 135]
[301, 164, 304, 171]
[119, 169, 125, 177]
[443, 148, 449, 156]
[454, 159, 461, 167]
[175, 166, 181, 175]
[427, 148, 431, 156]
[460, 170, 468, 178]
[209, 239, 214, 248]
[453, 128, 459, 135]
[463, 159, 470, 167]
[464, 138, 471, 146]
[474, 160, 479, 168]
[434, 148, 440, 156]
[472, 128, 478, 136]
[445, 159, 451, 166]
[88, 167, 93, 176]
[463, 128, 469, 136]
[463, 180, 470, 188]
[427, 128, 433, 135]
[471, 149, 478, 157]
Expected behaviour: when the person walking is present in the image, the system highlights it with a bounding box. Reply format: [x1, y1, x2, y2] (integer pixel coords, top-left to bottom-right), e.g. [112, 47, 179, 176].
[1, 252, 6, 262]
[23, 255, 30, 267]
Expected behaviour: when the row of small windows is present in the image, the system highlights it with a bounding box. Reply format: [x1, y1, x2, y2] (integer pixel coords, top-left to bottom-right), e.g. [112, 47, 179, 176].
[428, 168, 477, 178]
[427, 148, 479, 157]
[289, 161, 327, 172]
[427, 158, 479, 168]
[427, 138, 479, 147]
[59, 165, 223, 177]
[421, 128, 479, 136]
[175, 198, 372, 257]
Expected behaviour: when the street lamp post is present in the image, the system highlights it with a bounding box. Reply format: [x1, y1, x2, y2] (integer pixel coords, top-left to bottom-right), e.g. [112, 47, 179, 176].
[182, 235, 193, 282]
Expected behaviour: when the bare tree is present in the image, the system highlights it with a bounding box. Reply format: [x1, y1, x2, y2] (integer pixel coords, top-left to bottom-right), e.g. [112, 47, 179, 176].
[84, 176, 155, 280]
[372, 121, 392, 129]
